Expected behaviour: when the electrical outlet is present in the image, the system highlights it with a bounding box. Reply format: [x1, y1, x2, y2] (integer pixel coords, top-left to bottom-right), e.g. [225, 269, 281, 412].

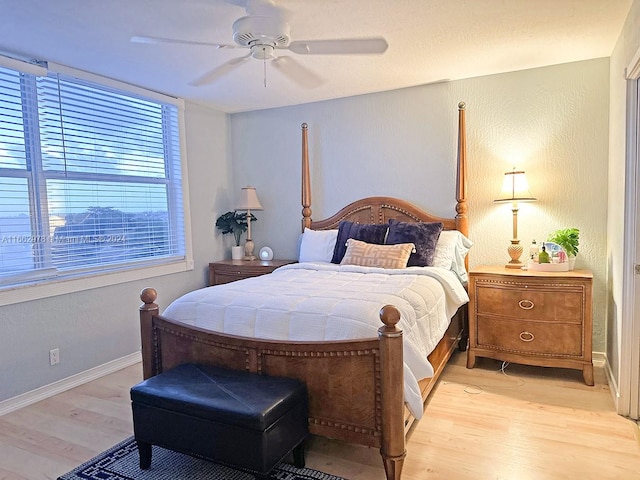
[49, 348, 60, 366]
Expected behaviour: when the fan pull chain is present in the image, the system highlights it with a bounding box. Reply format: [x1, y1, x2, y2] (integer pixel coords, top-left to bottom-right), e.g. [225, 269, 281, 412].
[263, 48, 267, 87]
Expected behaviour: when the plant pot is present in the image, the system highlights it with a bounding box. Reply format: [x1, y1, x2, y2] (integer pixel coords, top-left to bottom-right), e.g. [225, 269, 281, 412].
[231, 245, 244, 260]
[568, 255, 576, 270]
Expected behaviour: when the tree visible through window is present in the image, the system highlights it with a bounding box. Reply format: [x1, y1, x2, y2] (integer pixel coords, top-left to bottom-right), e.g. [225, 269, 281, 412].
[0, 66, 185, 286]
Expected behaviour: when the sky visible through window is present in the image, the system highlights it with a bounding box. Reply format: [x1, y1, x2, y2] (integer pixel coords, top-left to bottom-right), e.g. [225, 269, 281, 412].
[0, 66, 183, 279]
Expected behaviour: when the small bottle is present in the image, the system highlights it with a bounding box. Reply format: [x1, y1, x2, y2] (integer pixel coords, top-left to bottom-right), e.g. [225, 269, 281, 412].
[529, 239, 539, 262]
[538, 244, 550, 264]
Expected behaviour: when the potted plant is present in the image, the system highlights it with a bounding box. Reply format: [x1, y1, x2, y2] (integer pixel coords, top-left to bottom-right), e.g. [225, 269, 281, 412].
[547, 228, 579, 269]
[215, 211, 256, 259]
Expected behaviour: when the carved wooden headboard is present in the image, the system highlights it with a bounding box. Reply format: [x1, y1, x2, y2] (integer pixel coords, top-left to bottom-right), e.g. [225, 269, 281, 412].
[310, 196, 459, 232]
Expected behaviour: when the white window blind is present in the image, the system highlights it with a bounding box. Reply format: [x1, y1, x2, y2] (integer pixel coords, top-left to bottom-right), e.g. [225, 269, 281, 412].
[0, 66, 185, 286]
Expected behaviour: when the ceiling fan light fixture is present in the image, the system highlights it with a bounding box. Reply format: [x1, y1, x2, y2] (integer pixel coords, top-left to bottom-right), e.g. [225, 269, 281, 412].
[250, 42, 275, 60]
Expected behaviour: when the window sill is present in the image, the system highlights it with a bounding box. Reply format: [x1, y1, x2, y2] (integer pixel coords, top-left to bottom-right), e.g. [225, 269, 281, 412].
[0, 259, 194, 307]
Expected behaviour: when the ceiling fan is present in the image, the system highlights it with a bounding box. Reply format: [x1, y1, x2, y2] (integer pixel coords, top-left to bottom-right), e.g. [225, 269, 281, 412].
[130, 0, 388, 88]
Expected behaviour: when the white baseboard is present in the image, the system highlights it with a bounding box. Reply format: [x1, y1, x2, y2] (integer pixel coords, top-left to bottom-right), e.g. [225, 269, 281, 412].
[592, 351, 606, 368]
[594, 351, 621, 409]
[0, 351, 141, 417]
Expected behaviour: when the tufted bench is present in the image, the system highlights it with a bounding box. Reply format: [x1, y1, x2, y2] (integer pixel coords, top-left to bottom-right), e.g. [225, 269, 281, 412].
[130, 363, 308, 479]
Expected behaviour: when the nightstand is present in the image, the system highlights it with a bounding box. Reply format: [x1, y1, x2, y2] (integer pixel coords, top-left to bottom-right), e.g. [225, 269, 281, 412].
[467, 266, 594, 385]
[208, 259, 296, 286]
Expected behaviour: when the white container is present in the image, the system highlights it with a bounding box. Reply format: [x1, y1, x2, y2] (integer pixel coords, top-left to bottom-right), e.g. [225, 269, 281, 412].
[231, 245, 244, 260]
[527, 260, 569, 272]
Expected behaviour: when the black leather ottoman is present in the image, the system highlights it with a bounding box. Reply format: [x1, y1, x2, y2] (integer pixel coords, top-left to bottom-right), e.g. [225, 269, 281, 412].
[130, 363, 308, 479]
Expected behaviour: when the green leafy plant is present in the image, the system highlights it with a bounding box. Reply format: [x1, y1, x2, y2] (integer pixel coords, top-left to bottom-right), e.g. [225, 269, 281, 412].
[215, 211, 256, 246]
[547, 228, 579, 257]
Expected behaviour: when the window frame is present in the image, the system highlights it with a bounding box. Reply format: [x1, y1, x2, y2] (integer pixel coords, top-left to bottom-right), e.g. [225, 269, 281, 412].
[0, 61, 193, 307]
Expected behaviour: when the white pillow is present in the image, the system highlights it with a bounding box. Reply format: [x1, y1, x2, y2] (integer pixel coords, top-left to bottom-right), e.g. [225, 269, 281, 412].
[433, 230, 473, 282]
[298, 228, 339, 263]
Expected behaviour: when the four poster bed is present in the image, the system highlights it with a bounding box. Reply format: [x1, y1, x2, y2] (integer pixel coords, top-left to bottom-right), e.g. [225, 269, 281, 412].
[138, 102, 469, 480]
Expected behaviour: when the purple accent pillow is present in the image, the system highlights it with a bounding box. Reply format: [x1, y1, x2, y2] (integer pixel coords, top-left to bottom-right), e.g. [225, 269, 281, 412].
[386, 219, 443, 267]
[331, 221, 389, 264]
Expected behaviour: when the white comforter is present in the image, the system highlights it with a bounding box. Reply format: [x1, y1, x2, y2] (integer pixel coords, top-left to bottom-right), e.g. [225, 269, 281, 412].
[163, 262, 469, 418]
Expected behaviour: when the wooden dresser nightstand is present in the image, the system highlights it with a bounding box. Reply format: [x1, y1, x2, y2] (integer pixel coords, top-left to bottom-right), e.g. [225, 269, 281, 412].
[467, 266, 594, 385]
[208, 259, 296, 286]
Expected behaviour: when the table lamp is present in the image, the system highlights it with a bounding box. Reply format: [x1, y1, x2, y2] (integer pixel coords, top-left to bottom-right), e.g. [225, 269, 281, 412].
[494, 168, 536, 269]
[236, 186, 263, 260]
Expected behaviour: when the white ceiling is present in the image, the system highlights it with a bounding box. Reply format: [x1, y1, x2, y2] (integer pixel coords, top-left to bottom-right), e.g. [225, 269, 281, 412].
[0, 0, 632, 113]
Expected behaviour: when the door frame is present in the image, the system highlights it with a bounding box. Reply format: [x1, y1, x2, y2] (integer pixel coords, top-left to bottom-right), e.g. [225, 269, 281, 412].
[620, 49, 640, 420]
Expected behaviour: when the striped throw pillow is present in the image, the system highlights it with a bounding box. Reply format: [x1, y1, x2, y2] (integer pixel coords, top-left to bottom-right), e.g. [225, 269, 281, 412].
[340, 238, 414, 269]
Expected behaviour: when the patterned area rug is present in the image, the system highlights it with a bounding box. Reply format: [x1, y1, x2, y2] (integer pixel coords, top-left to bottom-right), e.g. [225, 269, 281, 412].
[57, 437, 347, 480]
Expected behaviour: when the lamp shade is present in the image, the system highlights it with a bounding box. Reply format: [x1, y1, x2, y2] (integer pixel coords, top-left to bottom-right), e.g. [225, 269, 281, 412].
[236, 186, 263, 211]
[494, 169, 536, 203]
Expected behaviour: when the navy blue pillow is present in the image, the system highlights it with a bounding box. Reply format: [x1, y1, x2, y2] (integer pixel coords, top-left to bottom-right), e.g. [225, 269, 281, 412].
[386, 220, 443, 267]
[331, 221, 389, 264]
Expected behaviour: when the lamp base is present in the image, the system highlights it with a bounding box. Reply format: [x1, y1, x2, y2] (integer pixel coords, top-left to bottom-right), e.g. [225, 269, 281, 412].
[505, 240, 524, 269]
[244, 238, 256, 261]
[505, 262, 524, 269]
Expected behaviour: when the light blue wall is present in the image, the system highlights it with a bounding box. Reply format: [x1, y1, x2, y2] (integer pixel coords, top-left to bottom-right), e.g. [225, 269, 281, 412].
[230, 82, 461, 261]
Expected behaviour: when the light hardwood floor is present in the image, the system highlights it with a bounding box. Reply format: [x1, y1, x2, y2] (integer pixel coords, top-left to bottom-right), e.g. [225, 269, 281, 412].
[1, 351, 639, 480]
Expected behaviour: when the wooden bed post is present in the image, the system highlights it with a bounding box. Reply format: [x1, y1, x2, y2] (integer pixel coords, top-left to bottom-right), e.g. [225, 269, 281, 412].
[456, 102, 469, 272]
[139, 287, 159, 380]
[456, 102, 468, 238]
[378, 305, 405, 480]
[301, 122, 312, 232]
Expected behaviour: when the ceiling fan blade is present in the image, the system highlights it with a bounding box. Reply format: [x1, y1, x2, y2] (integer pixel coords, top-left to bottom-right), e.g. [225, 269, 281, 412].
[271, 56, 323, 88]
[287, 37, 389, 55]
[189, 54, 251, 86]
[131, 35, 234, 49]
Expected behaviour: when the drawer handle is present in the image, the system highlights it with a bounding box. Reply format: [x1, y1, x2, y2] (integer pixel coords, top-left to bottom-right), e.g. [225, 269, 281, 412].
[518, 299, 534, 310]
[519, 331, 535, 342]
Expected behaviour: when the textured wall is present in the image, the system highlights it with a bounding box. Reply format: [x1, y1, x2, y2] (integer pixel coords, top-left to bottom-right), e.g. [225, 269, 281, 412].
[231, 59, 610, 352]
[453, 60, 610, 353]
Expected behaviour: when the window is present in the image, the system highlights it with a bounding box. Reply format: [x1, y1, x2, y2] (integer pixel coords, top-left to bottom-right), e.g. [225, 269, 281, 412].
[0, 64, 188, 294]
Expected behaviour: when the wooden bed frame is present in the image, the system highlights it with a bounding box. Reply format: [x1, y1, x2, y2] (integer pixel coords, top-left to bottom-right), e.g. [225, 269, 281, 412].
[138, 102, 468, 480]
